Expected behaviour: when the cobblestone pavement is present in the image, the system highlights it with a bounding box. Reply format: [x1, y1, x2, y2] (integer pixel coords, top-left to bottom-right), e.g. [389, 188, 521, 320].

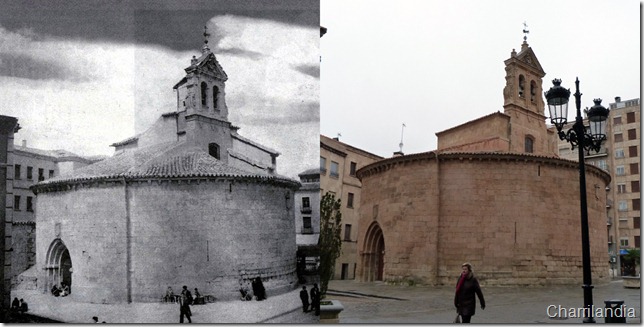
[326, 279, 641, 324]
[11, 284, 320, 324]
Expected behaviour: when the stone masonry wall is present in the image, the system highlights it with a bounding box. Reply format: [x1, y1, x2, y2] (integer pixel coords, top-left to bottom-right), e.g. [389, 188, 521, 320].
[357, 153, 610, 287]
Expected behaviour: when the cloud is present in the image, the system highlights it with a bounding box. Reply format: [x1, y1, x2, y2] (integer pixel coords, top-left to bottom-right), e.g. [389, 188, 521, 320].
[0, 13, 319, 178]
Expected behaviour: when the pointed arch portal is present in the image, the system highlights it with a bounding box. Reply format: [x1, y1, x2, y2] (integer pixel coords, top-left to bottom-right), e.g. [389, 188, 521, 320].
[361, 222, 385, 282]
[45, 239, 72, 294]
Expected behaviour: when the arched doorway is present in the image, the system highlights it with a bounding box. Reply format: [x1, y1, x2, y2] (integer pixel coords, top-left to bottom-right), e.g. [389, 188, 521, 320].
[362, 222, 385, 282]
[45, 239, 72, 294]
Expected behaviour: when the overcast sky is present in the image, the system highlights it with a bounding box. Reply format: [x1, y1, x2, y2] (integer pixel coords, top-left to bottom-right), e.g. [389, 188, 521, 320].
[321, 0, 640, 158]
[0, 0, 318, 179]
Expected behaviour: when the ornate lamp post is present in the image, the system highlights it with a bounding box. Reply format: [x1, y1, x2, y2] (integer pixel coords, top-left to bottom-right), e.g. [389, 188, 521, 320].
[545, 78, 609, 323]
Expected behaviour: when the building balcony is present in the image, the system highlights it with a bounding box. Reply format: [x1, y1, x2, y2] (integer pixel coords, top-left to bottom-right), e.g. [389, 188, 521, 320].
[607, 217, 613, 226]
[301, 227, 314, 234]
[300, 205, 312, 214]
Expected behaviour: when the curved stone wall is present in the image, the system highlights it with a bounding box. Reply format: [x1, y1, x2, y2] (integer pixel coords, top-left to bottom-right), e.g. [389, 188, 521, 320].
[35, 177, 298, 303]
[356, 152, 610, 286]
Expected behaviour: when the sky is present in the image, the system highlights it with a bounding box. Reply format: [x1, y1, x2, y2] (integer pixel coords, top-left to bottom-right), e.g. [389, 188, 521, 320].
[321, 0, 641, 158]
[0, 0, 319, 179]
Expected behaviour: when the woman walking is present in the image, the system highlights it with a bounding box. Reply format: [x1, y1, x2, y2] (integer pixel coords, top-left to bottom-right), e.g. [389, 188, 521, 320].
[454, 263, 485, 323]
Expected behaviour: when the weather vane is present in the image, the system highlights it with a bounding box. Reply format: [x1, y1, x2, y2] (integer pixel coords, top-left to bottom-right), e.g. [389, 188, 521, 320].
[203, 25, 210, 44]
[337, 132, 342, 140]
[522, 21, 529, 41]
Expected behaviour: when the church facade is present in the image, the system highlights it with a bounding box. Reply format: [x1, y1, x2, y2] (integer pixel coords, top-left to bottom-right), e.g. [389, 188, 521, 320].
[31, 35, 300, 303]
[355, 40, 611, 286]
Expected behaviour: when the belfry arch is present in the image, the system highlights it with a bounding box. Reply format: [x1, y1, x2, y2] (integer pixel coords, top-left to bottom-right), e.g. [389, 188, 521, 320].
[45, 239, 72, 294]
[360, 222, 385, 282]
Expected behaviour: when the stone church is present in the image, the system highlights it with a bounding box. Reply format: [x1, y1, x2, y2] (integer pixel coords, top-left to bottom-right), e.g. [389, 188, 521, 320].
[355, 40, 610, 286]
[30, 34, 300, 303]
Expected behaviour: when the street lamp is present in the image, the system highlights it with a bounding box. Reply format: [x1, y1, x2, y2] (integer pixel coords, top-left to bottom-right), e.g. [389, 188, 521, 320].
[545, 77, 609, 323]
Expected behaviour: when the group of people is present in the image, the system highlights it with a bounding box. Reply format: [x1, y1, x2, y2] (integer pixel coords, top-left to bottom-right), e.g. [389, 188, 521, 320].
[51, 282, 70, 297]
[11, 297, 28, 313]
[239, 277, 267, 302]
[299, 283, 320, 315]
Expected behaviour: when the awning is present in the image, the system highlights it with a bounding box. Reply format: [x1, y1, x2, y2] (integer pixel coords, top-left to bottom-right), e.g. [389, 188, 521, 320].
[620, 249, 629, 255]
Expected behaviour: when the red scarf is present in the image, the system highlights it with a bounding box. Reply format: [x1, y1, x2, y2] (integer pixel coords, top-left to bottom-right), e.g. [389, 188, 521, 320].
[455, 272, 467, 295]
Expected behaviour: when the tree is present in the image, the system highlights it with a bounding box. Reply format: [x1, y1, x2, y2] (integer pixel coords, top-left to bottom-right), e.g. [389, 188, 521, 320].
[318, 191, 342, 296]
[624, 248, 640, 276]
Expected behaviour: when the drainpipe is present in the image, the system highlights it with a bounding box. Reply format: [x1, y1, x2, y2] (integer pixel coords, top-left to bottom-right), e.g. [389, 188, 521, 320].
[123, 177, 132, 303]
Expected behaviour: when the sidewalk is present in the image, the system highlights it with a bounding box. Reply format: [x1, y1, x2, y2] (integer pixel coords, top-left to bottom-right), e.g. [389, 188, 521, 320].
[326, 279, 641, 324]
[11, 286, 319, 324]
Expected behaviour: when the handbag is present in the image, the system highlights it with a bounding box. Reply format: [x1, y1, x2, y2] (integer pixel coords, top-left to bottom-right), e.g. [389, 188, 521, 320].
[453, 314, 461, 323]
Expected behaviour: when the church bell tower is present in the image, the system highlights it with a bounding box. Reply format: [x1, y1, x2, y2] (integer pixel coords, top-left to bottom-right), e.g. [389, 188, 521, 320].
[172, 26, 234, 163]
[502, 26, 556, 155]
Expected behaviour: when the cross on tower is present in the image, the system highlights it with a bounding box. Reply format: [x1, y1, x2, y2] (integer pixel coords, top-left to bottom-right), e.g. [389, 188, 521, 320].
[203, 25, 210, 44]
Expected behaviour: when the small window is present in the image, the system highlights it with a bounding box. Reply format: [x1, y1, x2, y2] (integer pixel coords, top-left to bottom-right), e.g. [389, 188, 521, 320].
[347, 193, 354, 208]
[350, 162, 357, 176]
[628, 146, 638, 158]
[614, 133, 623, 142]
[633, 199, 641, 211]
[208, 143, 220, 160]
[615, 149, 625, 158]
[38, 168, 44, 181]
[14, 164, 20, 180]
[634, 217, 641, 230]
[627, 112, 636, 123]
[631, 181, 640, 193]
[618, 201, 628, 211]
[302, 197, 310, 210]
[620, 237, 629, 247]
[525, 136, 534, 153]
[302, 217, 312, 234]
[344, 224, 352, 241]
[320, 157, 327, 174]
[616, 166, 625, 176]
[330, 161, 339, 178]
[13, 195, 20, 211]
[617, 184, 626, 194]
[27, 166, 33, 180]
[613, 116, 622, 125]
[630, 163, 639, 175]
[26, 196, 33, 212]
[49, 170, 54, 178]
[628, 129, 637, 140]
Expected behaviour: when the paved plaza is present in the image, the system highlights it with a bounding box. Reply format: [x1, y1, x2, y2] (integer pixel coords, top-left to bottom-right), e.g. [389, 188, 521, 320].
[326, 278, 641, 324]
[10, 286, 319, 324]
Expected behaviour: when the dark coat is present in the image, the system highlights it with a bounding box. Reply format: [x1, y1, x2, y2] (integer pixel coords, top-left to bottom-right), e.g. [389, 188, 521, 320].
[454, 273, 485, 316]
[300, 289, 310, 304]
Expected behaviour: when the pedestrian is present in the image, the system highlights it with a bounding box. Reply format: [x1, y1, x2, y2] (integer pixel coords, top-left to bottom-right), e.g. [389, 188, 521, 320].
[179, 286, 192, 323]
[310, 283, 320, 316]
[19, 299, 28, 313]
[299, 286, 310, 312]
[454, 263, 485, 323]
[11, 297, 19, 311]
[252, 277, 266, 301]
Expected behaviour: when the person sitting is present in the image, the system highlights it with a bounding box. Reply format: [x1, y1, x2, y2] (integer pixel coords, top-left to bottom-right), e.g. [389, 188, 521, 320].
[193, 288, 204, 305]
[60, 282, 70, 297]
[239, 285, 252, 301]
[51, 284, 61, 297]
[251, 277, 266, 301]
[11, 297, 19, 310]
[165, 286, 175, 303]
[19, 299, 28, 313]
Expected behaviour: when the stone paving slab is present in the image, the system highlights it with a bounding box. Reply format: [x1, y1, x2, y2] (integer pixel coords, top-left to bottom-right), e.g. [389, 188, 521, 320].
[11, 285, 320, 324]
[326, 279, 641, 324]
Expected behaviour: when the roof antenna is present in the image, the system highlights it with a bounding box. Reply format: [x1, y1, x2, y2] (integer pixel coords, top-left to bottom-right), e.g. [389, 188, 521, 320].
[522, 21, 529, 42]
[399, 123, 406, 153]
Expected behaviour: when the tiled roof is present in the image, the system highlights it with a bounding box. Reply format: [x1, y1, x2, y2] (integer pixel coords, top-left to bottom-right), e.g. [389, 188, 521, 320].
[35, 141, 299, 188]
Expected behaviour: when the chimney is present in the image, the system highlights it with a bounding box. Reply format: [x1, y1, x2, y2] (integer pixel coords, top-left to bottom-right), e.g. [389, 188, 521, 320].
[615, 96, 621, 103]
[21, 140, 26, 148]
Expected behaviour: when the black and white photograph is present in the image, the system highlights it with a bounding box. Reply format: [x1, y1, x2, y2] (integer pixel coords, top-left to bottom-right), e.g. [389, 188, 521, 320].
[0, 0, 319, 323]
